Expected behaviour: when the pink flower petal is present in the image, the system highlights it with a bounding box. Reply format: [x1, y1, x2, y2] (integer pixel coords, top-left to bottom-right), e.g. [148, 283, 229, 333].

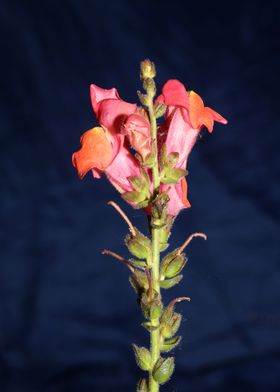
[161, 79, 189, 110]
[105, 145, 141, 194]
[165, 108, 199, 169]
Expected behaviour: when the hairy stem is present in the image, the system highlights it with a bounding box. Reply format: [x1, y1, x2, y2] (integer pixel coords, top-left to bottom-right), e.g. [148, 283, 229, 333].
[148, 98, 161, 392]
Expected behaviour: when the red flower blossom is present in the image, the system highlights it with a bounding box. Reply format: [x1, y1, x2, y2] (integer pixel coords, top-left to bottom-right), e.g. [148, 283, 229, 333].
[158, 79, 227, 215]
[72, 85, 141, 194]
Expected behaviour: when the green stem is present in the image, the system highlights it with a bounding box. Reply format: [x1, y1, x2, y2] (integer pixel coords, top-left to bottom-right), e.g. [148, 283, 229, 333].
[148, 99, 161, 392]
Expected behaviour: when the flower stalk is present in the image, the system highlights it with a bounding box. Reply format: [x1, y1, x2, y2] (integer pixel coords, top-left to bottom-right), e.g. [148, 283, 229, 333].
[142, 65, 162, 392]
[72, 59, 228, 391]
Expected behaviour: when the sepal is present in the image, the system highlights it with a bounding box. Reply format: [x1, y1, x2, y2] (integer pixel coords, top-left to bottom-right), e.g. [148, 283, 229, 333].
[137, 378, 149, 392]
[160, 336, 182, 353]
[154, 102, 166, 119]
[142, 321, 159, 332]
[129, 269, 149, 295]
[152, 356, 175, 385]
[140, 291, 163, 320]
[160, 145, 187, 184]
[133, 344, 152, 371]
[123, 170, 151, 207]
[129, 258, 147, 270]
[160, 274, 183, 289]
[160, 302, 183, 338]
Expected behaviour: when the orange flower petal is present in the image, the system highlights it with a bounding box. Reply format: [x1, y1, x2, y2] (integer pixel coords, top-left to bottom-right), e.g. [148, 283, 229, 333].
[188, 90, 204, 129]
[189, 90, 228, 132]
[72, 127, 113, 179]
[181, 177, 191, 208]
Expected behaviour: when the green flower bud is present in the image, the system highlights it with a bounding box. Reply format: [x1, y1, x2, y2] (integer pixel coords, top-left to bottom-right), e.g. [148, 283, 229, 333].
[140, 59, 156, 80]
[154, 102, 166, 119]
[137, 378, 148, 392]
[152, 356, 175, 385]
[125, 229, 152, 260]
[133, 344, 152, 371]
[160, 274, 183, 289]
[160, 336, 182, 353]
[137, 91, 149, 106]
[160, 250, 187, 278]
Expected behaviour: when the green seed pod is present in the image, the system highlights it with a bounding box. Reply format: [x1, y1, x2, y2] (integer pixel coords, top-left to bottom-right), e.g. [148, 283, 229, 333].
[137, 378, 148, 392]
[152, 356, 175, 385]
[160, 249, 187, 278]
[140, 291, 163, 320]
[125, 229, 152, 260]
[161, 313, 182, 339]
[133, 344, 152, 371]
[159, 215, 174, 252]
[150, 298, 163, 319]
[160, 302, 183, 338]
[129, 270, 149, 295]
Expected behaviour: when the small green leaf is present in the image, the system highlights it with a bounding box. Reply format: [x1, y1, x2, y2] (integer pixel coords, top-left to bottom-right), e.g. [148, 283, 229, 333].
[152, 356, 175, 385]
[161, 336, 182, 353]
[133, 344, 152, 371]
[160, 275, 183, 289]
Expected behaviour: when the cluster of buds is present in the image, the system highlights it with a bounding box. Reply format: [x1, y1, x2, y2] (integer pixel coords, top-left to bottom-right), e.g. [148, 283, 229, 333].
[72, 60, 227, 390]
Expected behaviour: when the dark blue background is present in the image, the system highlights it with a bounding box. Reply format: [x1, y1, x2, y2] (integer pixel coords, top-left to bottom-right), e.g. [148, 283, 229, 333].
[1, 0, 279, 391]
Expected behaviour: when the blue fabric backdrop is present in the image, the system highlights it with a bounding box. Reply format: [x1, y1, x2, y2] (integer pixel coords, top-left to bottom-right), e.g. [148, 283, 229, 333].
[0, 0, 279, 390]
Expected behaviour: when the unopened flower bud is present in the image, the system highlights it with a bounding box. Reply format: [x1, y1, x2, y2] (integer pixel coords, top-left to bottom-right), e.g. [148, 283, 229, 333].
[152, 356, 175, 385]
[140, 59, 156, 80]
[133, 344, 152, 371]
[143, 78, 156, 97]
[154, 102, 166, 119]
